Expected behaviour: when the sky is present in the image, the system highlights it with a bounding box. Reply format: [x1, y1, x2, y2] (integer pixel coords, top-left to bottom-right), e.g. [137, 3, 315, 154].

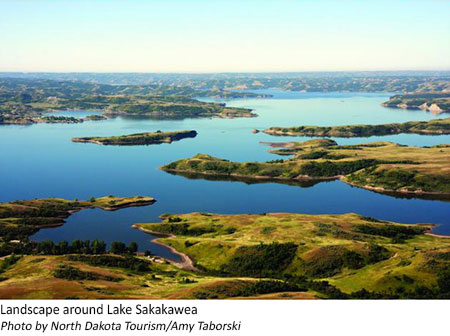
[0, 0, 449, 72]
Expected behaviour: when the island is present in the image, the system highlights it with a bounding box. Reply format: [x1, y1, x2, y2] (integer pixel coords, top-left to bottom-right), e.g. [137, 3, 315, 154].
[161, 139, 450, 199]
[102, 97, 255, 119]
[72, 130, 198, 146]
[382, 92, 450, 113]
[0, 78, 257, 125]
[263, 118, 450, 137]
[84, 114, 107, 121]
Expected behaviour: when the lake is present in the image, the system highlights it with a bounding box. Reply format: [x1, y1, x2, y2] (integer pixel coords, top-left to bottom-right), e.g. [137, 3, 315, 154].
[1, 90, 449, 260]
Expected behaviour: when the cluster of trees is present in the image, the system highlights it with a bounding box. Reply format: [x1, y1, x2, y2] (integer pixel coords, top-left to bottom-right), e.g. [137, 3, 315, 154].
[151, 223, 216, 236]
[0, 254, 21, 274]
[67, 255, 151, 272]
[351, 167, 450, 194]
[41, 116, 82, 123]
[299, 159, 379, 177]
[354, 224, 425, 243]
[303, 244, 391, 278]
[193, 279, 306, 299]
[0, 240, 139, 257]
[35, 239, 110, 255]
[219, 242, 298, 277]
[169, 155, 424, 182]
[53, 265, 122, 282]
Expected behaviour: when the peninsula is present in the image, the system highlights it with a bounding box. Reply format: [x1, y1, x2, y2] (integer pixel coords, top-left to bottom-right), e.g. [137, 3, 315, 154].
[263, 118, 450, 137]
[0, 78, 257, 125]
[133, 211, 450, 299]
[161, 140, 450, 198]
[382, 92, 450, 113]
[1, 210, 449, 299]
[72, 130, 197, 146]
[0, 196, 155, 242]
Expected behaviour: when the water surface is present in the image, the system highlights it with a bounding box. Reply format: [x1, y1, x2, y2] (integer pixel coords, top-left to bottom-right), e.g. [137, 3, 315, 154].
[1, 92, 449, 258]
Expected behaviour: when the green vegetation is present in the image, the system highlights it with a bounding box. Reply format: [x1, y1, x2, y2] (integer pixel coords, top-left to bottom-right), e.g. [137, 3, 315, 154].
[67, 255, 151, 273]
[264, 118, 450, 137]
[219, 242, 298, 277]
[161, 140, 450, 198]
[5, 73, 448, 94]
[0, 78, 256, 124]
[192, 280, 305, 299]
[135, 212, 450, 298]
[104, 97, 255, 119]
[53, 264, 123, 282]
[0, 196, 155, 242]
[72, 130, 197, 146]
[382, 92, 450, 113]
[0, 211, 449, 299]
[84, 114, 107, 121]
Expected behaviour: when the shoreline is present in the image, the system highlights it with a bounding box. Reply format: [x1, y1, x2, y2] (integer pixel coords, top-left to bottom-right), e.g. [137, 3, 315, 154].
[162, 168, 450, 199]
[341, 178, 450, 198]
[161, 167, 339, 182]
[132, 225, 198, 272]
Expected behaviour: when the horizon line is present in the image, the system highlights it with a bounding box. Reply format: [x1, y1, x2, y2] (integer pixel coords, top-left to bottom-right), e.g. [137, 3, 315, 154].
[1, 69, 450, 75]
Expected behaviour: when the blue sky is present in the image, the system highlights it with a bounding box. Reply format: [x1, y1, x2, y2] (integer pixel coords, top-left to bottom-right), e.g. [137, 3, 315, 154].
[0, 0, 449, 72]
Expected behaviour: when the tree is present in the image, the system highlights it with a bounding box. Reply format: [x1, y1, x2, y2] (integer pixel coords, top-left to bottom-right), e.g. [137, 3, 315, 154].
[81, 240, 91, 254]
[110, 241, 126, 255]
[128, 242, 138, 254]
[71, 239, 83, 253]
[38, 240, 55, 255]
[92, 240, 106, 254]
[57, 241, 69, 254]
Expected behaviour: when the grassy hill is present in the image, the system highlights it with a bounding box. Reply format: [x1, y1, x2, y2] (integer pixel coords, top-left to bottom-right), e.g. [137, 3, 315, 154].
[263, 118, 450, 137]
[382, 92, 450, 113]
[135, 212, 450, 298]
[161, 140, 450, 198]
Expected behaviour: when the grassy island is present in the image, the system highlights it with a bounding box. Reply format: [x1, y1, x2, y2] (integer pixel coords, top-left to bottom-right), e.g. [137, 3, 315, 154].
[103, 97, 255, 119]
[161, 140, 450, 198]
[382, 92, 450, 113]
[84, 114, 107, 121]
[72, 130, 197, 146]
[263, 118, 450, 137]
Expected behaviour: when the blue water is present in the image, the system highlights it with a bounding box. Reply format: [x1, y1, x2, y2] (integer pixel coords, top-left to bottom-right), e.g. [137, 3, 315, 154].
[1, 92, 449, 259]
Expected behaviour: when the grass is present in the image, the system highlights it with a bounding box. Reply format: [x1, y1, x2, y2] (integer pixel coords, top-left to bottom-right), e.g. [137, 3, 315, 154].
[72, 130, 197, 146]
[0, 196, 155, 242]
[0, 254, 300, 299]
[135, 212, 450, 296]
[162, 140, 450, 197]
[1, 211, 449, 298]
[382, 92, 450, 112]
[263, 118, 450, 137]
